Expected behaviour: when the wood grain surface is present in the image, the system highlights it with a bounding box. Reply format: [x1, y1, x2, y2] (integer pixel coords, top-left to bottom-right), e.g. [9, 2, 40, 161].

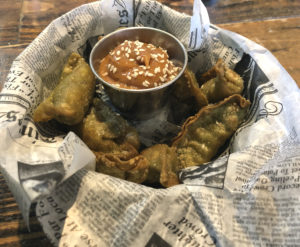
[0, 173, 52, 247]
[0, 0, 299, 246]
[219, 17, 300, 86]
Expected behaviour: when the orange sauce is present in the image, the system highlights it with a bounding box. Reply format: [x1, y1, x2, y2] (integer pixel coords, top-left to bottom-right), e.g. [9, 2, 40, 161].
[99, 40, 180, 89]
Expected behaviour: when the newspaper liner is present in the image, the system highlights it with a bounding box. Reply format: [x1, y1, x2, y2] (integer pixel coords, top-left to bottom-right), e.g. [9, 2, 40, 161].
[0, 0, 300, 246]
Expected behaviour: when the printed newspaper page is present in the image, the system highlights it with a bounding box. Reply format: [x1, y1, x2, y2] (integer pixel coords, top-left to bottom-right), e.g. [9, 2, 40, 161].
[0, 0, 299, 246]
[36, 169, 216, 247]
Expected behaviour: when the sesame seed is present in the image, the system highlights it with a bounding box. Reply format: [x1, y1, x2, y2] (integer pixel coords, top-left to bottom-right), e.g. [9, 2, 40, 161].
[115, 57, 121, 61]
[142, 80, 150, 87]
[147, 73, 154, 77]
[107, 64, 111, 69]
[127, 75, 132, 80]
[116, 50, 121, 56]
[103, 72, 108, 76]
[121, 47, 124, 51]
[160, 76, 165, 82]
[154, 82, 158, 87]
[125, 53, 129, 58]
[113, 67, 117, 73]
[154, 67, 161, 74]
[139, 71, 143, 75]
[129, 58, 135, 62]
[137, 56, 141, 60]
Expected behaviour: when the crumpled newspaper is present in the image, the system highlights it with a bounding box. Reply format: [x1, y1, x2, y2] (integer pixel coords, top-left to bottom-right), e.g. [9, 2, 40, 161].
[1, 0, 300, 246]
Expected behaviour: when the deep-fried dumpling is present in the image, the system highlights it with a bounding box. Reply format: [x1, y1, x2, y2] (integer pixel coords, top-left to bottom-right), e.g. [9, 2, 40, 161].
[95, 148, 149, 184]
[74, 97, 148, 183]
[172, 68, 208, 108]
[75, 97, 140, 152]
[171, 68, 208, 123]
[33, 53, 96, 125]
[141, 144, 181, 187]
[199, 59, 244, 103]
[172, 94, 250, 168]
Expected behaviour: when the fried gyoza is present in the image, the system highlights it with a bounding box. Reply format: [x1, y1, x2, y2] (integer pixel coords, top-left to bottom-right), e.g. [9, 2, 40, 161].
[172, 68, 208, 109]
[141, 144, 181, 187]
[33, 53, 96, 125]
[74, 97, 148, 183]
[95, 149, 149, 184]
[172, 94, 250, 168]
[76, 98, 140, 152]
[199, 59, 244, 103]
[171, 68, 208, 123]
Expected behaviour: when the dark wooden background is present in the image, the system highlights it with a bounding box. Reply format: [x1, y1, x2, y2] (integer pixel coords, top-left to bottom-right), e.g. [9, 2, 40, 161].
[0, 0, 299, 246]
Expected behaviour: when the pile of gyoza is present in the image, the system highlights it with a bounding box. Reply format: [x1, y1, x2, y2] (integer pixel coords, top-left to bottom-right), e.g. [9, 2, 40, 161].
[33, 52, 250, 188]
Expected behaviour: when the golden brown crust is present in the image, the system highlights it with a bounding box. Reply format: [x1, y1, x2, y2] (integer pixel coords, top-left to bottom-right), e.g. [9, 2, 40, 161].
[33, 53, 96, 125]
[74, 97, 148, 184]
[172, 94, 250, 168]
[199, 59, 244, 103]
[75, 98, 140, 152]
[141, 144, 180, 187]
[172, 68, 208, 109]
[95, 151, 149, 184]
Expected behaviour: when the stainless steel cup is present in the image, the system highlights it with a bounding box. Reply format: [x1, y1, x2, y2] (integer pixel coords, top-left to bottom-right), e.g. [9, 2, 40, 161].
[89, 27, 188, 120]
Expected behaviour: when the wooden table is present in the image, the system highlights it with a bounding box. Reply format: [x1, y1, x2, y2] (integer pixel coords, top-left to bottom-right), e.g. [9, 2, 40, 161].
[0, 0, 299, 246]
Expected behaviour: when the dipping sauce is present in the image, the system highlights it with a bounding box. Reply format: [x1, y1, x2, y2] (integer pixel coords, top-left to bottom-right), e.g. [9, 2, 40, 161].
[98, 40, 181, 89]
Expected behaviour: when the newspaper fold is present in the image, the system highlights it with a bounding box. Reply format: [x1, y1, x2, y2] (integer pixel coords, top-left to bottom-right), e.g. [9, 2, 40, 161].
[0, 0, 300, 246]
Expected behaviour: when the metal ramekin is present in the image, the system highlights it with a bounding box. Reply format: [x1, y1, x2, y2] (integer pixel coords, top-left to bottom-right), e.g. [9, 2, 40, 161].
[89, 27, 188, 120]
